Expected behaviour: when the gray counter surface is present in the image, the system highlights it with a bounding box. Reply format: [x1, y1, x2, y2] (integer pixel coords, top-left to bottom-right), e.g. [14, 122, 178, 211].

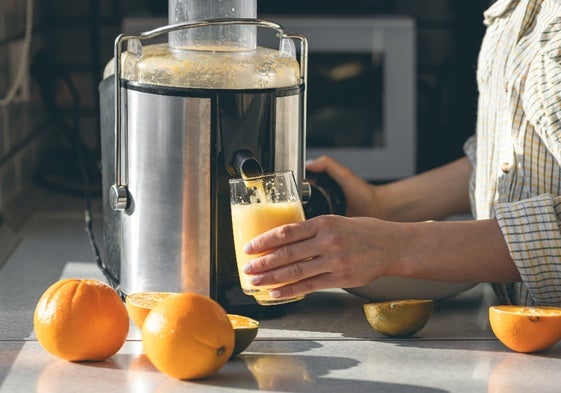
[1, 193, 560, 392]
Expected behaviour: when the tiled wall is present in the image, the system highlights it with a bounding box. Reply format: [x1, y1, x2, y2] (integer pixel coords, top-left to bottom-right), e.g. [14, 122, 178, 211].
[0, 0, 121, 223]
[0, 0, 490, 222]
[0, 0, 48, 219]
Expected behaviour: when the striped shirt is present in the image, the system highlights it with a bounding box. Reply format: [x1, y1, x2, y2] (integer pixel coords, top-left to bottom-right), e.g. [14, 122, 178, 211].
[464, 0, 561, 306]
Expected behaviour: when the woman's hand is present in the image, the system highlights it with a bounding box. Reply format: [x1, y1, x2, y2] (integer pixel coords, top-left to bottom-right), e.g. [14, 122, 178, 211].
[241, 214, 402, 299]
[307, 156, 387, 218]
[308, 155, 473, 222]
[240, 155, 478, 300]
[240, 216, 519, 300]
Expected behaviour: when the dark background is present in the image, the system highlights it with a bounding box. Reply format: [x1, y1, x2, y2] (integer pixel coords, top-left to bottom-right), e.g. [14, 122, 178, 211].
[0, 0, 490, 213]
[146, 0, 489, 171]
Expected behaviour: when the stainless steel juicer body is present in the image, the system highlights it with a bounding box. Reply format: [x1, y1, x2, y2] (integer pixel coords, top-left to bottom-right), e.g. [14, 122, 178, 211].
[99, 19, 308, 313]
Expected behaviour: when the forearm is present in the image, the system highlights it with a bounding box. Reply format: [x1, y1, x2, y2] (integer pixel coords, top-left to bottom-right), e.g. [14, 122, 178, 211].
[378, 157, 472, 222]
[393, 218, 521, 283]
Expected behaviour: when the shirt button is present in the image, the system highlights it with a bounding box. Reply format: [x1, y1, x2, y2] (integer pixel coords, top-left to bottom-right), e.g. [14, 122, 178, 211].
[501, 162, 512, 173]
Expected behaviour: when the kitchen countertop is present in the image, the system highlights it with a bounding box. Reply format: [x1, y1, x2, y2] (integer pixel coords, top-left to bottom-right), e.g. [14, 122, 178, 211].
[1, 192, 561, 393]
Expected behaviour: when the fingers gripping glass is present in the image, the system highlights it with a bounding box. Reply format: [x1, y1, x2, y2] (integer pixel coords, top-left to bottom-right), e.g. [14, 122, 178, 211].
[229, 170, 305, 306]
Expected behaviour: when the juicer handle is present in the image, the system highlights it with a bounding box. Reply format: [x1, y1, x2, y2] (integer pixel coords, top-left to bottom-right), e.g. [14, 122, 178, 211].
[303, 172, 346, 218]
[109, 18, 308, 211]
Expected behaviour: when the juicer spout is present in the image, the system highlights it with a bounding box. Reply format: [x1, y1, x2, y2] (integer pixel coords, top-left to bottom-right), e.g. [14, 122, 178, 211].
[233, 150, 263, 179]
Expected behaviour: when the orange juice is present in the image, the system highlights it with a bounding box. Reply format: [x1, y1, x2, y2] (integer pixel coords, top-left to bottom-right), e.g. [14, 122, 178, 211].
[230, 200, 305, 305]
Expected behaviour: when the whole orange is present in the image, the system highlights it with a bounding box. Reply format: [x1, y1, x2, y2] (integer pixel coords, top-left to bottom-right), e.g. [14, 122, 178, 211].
[33, 278, 129, 361]
[141, 292, 234, 380]
[489, 305, 561, 353]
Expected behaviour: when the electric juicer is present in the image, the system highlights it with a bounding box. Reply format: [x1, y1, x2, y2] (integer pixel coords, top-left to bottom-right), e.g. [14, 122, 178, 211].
[98, 0, 344, 314]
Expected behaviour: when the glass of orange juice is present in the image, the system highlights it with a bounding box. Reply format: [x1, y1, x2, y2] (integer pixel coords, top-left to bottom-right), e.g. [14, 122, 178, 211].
[229, 170, 305, 306]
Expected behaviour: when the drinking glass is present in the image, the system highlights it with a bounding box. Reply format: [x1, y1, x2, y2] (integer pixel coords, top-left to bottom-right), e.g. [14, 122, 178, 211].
[229, 170, 305, 306]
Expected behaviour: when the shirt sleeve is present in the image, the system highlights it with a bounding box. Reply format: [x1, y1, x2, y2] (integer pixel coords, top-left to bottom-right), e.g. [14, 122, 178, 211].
[497, 18, 561, 306]
[494, 194, 561, 306]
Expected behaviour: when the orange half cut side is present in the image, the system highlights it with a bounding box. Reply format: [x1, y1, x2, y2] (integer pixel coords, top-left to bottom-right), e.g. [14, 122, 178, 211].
[489, 305, 561, 353]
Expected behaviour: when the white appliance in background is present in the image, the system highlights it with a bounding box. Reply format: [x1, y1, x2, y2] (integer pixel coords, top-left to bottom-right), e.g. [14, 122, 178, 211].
[121, 15, 416, 182]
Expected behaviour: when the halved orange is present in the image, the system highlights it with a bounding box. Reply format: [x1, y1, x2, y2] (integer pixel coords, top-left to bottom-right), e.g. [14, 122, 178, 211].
[363, 299, 434, 337]
[489, 305, 561, 353]
[228, 314, 259, 356]
[125, 291, 259, 355]
[125, 291, 174, 329]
